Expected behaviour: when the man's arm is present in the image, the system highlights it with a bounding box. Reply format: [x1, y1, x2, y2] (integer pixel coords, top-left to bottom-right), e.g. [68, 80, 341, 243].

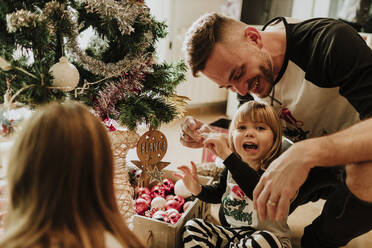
[253, 117, 372, 221]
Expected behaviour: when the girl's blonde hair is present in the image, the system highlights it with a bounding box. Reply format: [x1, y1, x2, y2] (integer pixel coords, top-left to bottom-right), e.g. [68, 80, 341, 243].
[229, 101, 282, 170]
[0, 101, 145, 248]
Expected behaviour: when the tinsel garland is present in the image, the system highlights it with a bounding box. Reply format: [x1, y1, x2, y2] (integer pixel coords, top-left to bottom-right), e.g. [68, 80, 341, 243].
[67, 0, 155, 77]
[95, 66, 146, 119]
[6, 10, 44, 33]
[6, 0, 155, 78]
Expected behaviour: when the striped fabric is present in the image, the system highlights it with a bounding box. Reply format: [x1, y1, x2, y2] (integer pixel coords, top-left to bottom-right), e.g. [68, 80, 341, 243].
[183, 218, 285, 248]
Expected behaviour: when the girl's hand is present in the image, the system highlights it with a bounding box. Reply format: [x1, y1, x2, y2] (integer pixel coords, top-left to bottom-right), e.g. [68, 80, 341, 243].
[202, 133, 232, 160]
[174, 161, 202, 196]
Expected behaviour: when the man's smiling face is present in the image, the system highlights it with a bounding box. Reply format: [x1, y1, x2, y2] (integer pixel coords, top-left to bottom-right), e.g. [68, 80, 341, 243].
[202, 41, 275, 98]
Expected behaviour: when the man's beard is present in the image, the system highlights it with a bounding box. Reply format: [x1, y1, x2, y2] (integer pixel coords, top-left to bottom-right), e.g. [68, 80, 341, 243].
[259, 59, 275, 97]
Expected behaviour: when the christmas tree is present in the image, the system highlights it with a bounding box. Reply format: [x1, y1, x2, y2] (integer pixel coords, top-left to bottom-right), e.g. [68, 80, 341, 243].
[0, 0, 187, 130]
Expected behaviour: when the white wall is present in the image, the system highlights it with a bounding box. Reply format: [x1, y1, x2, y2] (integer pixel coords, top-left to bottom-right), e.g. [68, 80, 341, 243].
[146, 0, 230, 106]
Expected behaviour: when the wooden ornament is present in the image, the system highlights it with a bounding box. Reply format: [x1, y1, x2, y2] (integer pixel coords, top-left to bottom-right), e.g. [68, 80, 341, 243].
[132, 128, 170, 187]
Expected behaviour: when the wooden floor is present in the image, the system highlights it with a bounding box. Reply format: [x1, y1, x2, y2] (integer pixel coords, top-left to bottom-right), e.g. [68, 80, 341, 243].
[126, 103, 372, 248]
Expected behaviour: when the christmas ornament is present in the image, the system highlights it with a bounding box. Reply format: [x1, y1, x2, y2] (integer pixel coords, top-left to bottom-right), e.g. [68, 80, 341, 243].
[162, 178, 175, 193]
[139, 193, 152, 205]
[49, 57, 80, 91]
[165, 199, 181, 212]
[147, 166, 165, 184]
[151, 196, 166, 210]
[134, 198, 149, 215]
[132, 128, 170, 186]
[165, 208, 179, 216]
[135, 186, 151, 197]
[174, 180, 192, 198]
[150, 185, 166, 199]
[173, 195, 185, 208]
[168, 212, 182, 224]
[152, 210, 167, 221]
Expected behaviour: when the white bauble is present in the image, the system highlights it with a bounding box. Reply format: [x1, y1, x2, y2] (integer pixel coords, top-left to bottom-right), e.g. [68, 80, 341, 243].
[151, 196, 166, 210]
[49, 57, 80, 91]
[174, 180, 192, 198]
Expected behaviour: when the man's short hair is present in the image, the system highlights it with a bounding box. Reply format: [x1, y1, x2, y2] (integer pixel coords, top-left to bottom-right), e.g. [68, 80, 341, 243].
[183, 12, 231, 77]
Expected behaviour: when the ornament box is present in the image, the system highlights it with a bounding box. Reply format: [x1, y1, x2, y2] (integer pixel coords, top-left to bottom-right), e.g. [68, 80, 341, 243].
[133, 169, 213, 248]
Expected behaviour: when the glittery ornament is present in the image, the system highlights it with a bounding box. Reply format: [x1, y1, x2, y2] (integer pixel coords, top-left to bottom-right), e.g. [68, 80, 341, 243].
[49, 57, 79, 91]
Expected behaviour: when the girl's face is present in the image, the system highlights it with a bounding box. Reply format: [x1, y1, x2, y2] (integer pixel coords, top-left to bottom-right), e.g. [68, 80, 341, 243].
[232, 118, 274, 169]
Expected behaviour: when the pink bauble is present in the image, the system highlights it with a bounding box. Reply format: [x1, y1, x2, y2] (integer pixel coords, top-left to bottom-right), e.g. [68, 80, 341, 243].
[174, 195, 185, 208]
[151, 185, 166, 199]
[174, 180, 192, 198]
[162, 178, 175, 193]
[165, 199, 181, 212]
[163, 208, 178, 223]
[168, 212, 182, 224]
[135, 198, 149, 215]
[135, 186, 151, 197]
[151, 196, 166, 210]
[139, 193, 152, 205]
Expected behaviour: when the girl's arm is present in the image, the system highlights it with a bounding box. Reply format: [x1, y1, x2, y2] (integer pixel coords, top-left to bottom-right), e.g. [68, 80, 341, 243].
[175, 162, 227, 203]
[197, 168, 228, 203]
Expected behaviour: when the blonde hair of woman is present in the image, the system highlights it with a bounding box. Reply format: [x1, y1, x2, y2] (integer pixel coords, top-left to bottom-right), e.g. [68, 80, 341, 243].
[0, 101, 145, 248]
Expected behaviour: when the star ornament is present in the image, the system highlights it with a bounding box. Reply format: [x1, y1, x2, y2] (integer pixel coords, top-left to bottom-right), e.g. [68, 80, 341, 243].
[147, 166, 165, 184]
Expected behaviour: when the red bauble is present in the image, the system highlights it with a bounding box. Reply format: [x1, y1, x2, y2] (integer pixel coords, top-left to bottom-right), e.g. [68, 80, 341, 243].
[165, 199, 181, 212]
[168, 212, 182, 224]
[151, 185, 166, 199]
[135, 186, 151, 197]
[135, 198, 149, 215]
[173, 195, 185, 208]
[139, 193, 152, 205]
[162, 178, 175, 193]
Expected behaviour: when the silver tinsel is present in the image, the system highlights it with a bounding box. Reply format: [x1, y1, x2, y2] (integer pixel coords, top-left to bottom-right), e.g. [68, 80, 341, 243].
[66, 0, 155, 77]
[6, 10, 44, 33]
[6, 0, 156, 78]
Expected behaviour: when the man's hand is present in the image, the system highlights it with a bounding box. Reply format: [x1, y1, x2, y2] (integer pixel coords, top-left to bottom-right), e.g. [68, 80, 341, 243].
[180, 116, 212, 148]
[253, 142, 312, 221]
[174, 161, 202, 196]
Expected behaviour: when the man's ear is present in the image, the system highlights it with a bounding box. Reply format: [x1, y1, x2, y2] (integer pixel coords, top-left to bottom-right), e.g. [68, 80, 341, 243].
[244, 26, 263, 48]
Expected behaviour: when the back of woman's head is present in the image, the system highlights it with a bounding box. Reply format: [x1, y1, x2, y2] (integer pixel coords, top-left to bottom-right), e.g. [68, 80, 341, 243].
[1, 101, 145, 248]
[229, 101, 282, 170]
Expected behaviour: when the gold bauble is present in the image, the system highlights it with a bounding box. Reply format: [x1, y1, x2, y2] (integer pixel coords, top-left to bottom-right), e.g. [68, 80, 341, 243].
[49, 57, 80, 91]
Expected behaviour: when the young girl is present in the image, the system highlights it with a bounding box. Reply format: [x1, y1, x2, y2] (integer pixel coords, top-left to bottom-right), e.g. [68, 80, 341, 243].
[0, 101, 146, 248]
[177, 101, 292, 248]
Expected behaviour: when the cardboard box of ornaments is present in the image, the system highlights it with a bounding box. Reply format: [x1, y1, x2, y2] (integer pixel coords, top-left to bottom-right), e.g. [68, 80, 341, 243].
[133, 169, 213, 248]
